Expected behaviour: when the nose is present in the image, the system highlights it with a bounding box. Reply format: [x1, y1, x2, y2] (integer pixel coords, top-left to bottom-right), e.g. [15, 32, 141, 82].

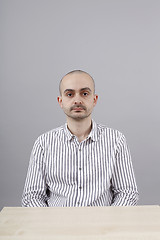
[74, 94, 82, 105]
[74, 99, 82, 105]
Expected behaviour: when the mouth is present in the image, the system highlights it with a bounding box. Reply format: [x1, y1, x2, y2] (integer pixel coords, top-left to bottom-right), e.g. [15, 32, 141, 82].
[71, 105, 86, 111]
[73, 107, 84, 111]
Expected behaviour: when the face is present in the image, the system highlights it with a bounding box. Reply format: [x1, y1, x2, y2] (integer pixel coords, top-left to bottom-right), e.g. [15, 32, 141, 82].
[57, 73, 98, 121]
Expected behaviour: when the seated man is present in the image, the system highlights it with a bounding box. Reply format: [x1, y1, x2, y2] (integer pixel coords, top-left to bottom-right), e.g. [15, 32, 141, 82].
[22, 70, 139, 207]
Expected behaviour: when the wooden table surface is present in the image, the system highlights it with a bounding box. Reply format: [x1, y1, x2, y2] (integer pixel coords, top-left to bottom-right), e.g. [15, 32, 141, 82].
[0, 206, 160, 240]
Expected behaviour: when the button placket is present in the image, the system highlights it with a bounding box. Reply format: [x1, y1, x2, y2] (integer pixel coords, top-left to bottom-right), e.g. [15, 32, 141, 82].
[76, 143, 83, 206]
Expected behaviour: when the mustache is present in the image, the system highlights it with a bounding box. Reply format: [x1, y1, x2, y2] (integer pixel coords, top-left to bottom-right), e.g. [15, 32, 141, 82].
[70, 104, 86, 111]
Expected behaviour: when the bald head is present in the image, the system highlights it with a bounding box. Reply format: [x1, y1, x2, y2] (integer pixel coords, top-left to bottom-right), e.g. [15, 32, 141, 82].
[59, 70, 95, 96]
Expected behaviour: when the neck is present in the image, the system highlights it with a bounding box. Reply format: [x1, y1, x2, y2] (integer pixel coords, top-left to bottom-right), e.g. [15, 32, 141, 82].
[67, 117, 92, 142]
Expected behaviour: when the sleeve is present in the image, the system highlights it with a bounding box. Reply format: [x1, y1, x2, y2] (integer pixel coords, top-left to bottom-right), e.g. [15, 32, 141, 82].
[22, 137, 48, 207]
[111, 133, 139, 206]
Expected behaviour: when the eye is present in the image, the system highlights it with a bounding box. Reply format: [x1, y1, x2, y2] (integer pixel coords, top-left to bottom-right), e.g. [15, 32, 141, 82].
[65, 92, 73, 97]
[83, 92, 89, 96]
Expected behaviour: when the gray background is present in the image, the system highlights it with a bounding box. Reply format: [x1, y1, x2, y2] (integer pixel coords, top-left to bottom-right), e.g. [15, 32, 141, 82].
[0, 0, 160, 210]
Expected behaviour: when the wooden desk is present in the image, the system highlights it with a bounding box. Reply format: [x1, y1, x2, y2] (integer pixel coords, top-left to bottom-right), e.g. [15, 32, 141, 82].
[0, 206, 160, 240]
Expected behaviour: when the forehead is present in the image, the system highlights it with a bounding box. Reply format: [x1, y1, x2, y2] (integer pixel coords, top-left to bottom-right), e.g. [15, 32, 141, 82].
[61, 73, 94, 92]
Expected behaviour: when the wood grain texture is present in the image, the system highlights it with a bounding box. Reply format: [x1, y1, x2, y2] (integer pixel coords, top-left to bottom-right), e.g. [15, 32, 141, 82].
[0, 206, 160, 240]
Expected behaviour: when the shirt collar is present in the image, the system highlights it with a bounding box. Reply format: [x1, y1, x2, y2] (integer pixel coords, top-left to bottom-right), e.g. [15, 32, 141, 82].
[64, 119, 98, 142]
[87, 119, 98, 141]
[64, 123, 74, 141]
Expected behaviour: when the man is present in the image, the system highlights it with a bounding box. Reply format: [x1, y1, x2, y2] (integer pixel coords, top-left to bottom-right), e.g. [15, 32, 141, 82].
[22, 70, 139, 207]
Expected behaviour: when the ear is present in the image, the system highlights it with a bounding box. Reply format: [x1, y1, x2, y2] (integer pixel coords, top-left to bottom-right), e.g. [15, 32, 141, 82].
[93, 94, 98, 106]
[57, 96, 63, 108]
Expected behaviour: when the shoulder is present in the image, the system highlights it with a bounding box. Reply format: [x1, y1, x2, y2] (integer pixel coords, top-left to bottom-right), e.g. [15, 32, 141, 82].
[96, 122, 123, 136]
[96, 122, 126, 143]
[34, 125, 65, 147]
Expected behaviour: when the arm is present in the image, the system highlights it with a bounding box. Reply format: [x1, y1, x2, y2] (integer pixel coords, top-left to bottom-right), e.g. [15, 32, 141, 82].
[22, 137, 48, 207]
[111, 134, 139, 206]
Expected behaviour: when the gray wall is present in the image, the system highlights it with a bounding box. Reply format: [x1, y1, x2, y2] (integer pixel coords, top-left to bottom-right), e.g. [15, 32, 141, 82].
[1, 0, 160, 209]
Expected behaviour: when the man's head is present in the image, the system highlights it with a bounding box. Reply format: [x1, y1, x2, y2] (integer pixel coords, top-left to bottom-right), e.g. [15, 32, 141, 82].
[57, 70, 98, 121]
[59, 70, 95, 95]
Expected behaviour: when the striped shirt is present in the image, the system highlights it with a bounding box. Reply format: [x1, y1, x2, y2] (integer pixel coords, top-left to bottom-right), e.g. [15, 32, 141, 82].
[22, 120, 139, 207]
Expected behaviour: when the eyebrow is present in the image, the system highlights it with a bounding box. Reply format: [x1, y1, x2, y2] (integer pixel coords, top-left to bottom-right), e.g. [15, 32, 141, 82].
[64, 87, 92, 94]
[64, 89, 74, 93]
[81, 87, 92, 92]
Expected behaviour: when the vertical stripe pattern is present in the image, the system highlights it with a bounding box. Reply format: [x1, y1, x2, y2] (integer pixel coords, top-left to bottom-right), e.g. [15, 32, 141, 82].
[22, 120, 139, 207]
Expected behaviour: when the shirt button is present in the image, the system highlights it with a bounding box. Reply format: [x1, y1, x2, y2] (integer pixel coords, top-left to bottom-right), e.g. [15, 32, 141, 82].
[79, 186, 82, 190]
[79, 167, 82, 170]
